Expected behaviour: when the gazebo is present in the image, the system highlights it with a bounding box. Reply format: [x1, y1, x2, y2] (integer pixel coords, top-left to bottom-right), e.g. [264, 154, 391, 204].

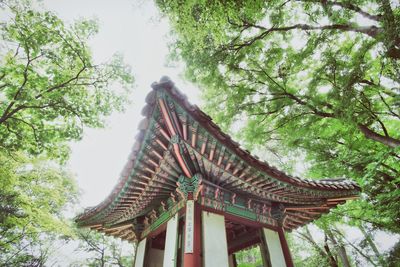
[76, 77, 360, 267]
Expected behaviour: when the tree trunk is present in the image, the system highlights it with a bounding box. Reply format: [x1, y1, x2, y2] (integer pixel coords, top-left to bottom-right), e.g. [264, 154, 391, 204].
[301, 226, 328, 258]
[359, 224, 385, 266]
[326, 228, 351, 267]
[333, 227, 378, 266]
[324, 233, 339, 267]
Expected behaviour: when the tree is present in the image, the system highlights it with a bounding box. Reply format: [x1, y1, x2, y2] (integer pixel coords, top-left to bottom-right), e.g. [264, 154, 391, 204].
[0, 0, 134, 160]
[74, 228, 133, 267]
[0, 1, 135, 265]
[235, 246, 263, 266]
[0, 151, 78, 266]
[294, 226, 338, 267]
[156, 0, 400, 232]
[291, 198, 398, 266]
[387, 241, 400, 267]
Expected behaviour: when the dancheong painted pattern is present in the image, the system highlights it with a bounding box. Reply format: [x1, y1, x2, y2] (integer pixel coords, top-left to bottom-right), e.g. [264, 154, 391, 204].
[75, 77, 360, 242]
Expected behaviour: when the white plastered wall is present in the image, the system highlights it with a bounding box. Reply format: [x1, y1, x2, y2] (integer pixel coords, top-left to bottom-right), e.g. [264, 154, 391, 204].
[202, 211, 229, 267]
[163, 213, 179, 267]
[134, 238, 147, 267]
[263, 228, 286, 267]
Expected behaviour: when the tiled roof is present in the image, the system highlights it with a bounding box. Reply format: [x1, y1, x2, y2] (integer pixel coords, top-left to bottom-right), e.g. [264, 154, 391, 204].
[75, 77, 360, 239]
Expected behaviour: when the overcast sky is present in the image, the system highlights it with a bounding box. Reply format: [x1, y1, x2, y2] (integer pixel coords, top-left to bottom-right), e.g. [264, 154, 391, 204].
[43, 0, 200, 209]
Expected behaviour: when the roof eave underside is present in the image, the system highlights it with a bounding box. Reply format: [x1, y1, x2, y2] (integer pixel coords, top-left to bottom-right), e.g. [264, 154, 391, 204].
[75, 77, 360, 228]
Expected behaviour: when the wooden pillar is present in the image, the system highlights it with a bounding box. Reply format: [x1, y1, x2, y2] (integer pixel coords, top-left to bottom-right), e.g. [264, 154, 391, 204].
[277, 227, 294, 267]
[183, 199, 201, 267]
[202, 211, 229, 267]
[228, 254, 236, 267]
[163, 213, 179, 267]
[232, 253, 238, 267]
[134, 238, 147, 267]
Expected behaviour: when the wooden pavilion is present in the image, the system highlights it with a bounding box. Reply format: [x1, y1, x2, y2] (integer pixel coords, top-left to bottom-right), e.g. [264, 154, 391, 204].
[76, 77, 360, 267]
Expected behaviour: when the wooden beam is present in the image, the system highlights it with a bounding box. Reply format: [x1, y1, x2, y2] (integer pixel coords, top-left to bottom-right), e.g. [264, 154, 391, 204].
[278, 227, 294, 267]
[327, 196, 359, 202]
[183, 200, 202, 267]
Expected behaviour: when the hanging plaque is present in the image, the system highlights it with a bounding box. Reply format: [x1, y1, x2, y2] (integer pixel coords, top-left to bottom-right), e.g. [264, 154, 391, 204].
[184, 200, 194, 253]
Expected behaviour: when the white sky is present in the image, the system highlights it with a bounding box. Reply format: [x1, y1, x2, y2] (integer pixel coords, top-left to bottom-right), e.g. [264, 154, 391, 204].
[43, 0, 200, 209]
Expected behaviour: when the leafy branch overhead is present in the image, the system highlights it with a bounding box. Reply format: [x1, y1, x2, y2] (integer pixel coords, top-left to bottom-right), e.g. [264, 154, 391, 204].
[157, 0, 400, 232]
[0, 1, 135, 265]
[0, 1, 134, 160]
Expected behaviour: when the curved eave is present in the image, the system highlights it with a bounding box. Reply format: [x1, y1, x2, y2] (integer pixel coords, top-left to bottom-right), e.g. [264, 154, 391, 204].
[75, 89, 161, 226]
[76, 76, 361, 228]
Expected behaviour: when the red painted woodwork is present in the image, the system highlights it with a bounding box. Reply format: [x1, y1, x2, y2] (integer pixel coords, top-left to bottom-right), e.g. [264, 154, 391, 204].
[159, 98, 192, 178]
[232, 254, 238, 267]
[183, 200, 202, 267]
[228, 234, 260, 254]
[278, 227, 294, 267]
[76, 78, 360, 254]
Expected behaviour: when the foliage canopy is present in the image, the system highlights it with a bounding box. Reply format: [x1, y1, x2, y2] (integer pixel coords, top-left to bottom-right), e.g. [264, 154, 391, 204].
[0, 1, 135, 265]
[157, 0, 400, 233]
[0, 151, 78, 266]
[0, 0, 134, 160]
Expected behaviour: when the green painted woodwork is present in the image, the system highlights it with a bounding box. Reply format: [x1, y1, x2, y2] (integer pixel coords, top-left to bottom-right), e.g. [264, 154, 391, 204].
[226, 204, 257, 221]
[79, 105, 164, 225]
[78, 86, 359, 233]
[199, 182, 278, 227]
[141, 200, 185, 239]
[176, 173, 202, 199]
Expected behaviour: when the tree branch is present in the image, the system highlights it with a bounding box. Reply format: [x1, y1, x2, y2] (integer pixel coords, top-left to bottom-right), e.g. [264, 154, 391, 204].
[357, 123, 400, 148]
[0, 46, 31, 124]
[8, 116, 40, 145]
[378, 92, 400, 119]
[227, 23, 383, 52]
[296, 226, 328, 258]
[34, 65, 87, 100]
[300, 0, 382, 21]
[358, 92, 390, 137]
